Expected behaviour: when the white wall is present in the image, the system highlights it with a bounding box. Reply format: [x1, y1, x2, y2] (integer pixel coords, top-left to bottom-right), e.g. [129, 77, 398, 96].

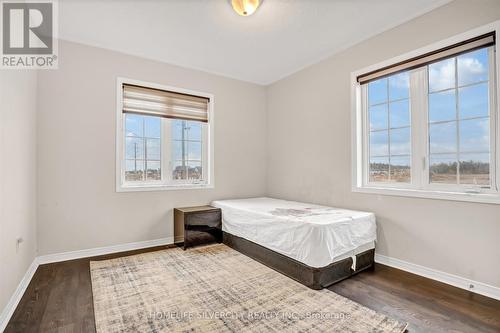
[37, 40, 267, 255]
[267, 0, 500, 288]
[0, 71, 38, 313]
[5, 0, 499, 299]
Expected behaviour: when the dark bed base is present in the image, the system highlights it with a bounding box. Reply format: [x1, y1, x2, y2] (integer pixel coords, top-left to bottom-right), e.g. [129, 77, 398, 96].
[223, 232, 374, 290]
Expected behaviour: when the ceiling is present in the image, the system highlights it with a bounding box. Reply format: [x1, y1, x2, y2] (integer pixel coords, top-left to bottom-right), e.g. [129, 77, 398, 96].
[59, 0, 451, 85]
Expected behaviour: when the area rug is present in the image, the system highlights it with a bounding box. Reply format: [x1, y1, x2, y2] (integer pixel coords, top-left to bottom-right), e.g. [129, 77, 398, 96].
[90, 244, 407, 332]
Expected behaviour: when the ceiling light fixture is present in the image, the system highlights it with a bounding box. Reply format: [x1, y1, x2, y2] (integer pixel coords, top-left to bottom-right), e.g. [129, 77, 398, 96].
[231, 0, 261, 17]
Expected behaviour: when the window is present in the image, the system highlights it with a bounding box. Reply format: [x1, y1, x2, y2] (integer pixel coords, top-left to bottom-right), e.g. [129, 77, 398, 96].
[428, 49, 491, 186]
[124, 114, 162, 182]
[353, 25, 500, 203]
[117, 79, 213, 191]
[368, 72, 411, 183]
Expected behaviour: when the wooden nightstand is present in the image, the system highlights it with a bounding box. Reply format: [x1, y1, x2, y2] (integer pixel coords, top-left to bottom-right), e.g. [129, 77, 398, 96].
[174, 206, 222, 250]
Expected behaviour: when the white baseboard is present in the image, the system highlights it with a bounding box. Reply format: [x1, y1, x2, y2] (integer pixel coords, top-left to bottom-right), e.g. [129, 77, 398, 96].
[1, 237, 175, 332]
[37, 237, 174, 265]
[0, 258, 39, 333]
[375, 253, 500, 301]
[2, 243, 499, 332]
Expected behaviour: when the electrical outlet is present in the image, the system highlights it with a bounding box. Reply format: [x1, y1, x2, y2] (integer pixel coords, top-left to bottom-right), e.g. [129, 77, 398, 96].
[16, 237, 24, 253]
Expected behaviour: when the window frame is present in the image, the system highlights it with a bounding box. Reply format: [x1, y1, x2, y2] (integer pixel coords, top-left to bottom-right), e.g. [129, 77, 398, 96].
[361, 74, 415, 189]
[352, 21, 500, 204]
[122, 114, 163, 184]
[116, 77, 214, 192]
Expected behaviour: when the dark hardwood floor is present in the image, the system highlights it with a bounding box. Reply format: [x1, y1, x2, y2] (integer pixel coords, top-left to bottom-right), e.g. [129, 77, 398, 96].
[330, 265, 500, 333]
[5, 246, 500, 333]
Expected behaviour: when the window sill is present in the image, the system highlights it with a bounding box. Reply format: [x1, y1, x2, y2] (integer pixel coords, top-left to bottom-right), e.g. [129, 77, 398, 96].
[352, 185, 500, 205]
[117, 183, 214, 193]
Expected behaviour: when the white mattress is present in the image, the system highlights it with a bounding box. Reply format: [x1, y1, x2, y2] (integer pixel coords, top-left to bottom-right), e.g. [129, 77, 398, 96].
[211, 197, 376, 268]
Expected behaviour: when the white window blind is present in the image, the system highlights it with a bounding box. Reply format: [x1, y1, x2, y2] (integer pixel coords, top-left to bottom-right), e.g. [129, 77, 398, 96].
[122, 84, 210, 122]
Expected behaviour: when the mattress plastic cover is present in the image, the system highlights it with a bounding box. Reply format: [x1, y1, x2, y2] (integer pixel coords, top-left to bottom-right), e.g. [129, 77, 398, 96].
[211, 197, 376, 268]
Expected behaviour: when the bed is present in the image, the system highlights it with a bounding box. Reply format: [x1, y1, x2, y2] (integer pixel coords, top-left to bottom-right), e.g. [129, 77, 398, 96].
[211, 197, 376, 289]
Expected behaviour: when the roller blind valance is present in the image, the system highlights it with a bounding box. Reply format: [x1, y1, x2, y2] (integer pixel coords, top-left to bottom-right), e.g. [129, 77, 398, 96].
[122, 84, 210, 122]
[357, 32, 495, 84]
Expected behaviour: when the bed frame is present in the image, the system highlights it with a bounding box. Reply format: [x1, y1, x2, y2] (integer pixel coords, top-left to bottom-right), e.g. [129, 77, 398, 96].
[223, 232, 374, 290]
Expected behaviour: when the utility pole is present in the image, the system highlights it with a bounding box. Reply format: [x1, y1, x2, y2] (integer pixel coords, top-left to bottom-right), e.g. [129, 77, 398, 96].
[181, 121, 186, 168]
[134, 142, 137, 171]
[181, 120, 187, 178]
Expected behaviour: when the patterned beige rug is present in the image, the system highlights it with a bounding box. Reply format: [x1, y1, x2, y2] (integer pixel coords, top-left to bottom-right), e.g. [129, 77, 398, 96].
[90, 244, 407, 332]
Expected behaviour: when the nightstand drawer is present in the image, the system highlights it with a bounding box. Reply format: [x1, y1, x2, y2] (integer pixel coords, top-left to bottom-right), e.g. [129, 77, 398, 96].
[185, 210, 221, 227]
[174, 206, 222, 250]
